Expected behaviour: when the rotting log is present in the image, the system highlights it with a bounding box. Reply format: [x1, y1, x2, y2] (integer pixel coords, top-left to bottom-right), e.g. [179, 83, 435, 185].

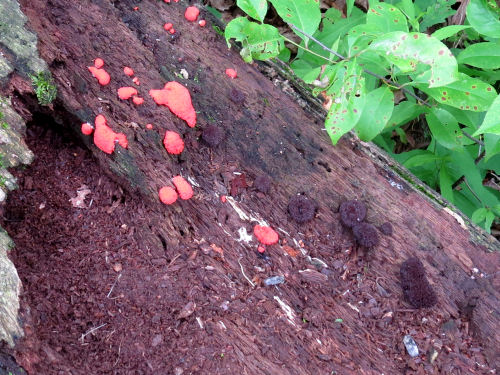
[1, 0, 499, 373]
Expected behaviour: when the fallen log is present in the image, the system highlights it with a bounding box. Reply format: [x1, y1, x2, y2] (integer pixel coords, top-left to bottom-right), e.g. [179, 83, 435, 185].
[1, 0, 498, 373]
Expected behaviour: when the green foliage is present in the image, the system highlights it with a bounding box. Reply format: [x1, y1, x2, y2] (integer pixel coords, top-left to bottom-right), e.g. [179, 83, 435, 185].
[0, 111, 8, 129]
[227, 0, 500, 232]
[29, 71, 57, 106]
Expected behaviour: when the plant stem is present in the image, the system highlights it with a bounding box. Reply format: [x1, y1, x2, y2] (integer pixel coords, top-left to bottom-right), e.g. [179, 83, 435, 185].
[288, 24, 493, 198]
[282, 36, 338, 65]
[289, 23, 429, 106]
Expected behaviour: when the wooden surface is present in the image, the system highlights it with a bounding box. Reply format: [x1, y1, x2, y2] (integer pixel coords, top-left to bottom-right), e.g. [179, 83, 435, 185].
[3, 0, 498, 372]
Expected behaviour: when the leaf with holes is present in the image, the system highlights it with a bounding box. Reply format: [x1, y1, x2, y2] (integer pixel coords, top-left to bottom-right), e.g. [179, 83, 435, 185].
[325, 60, 366, 145]
[414, 73, 497, 112]
[237, 0, 268, 22]
[225, 17, 249, 48]
[419, 0, 456, 32]
[369, 32, 459, 87]
[268, 0, 321, 43]
[473, 93, 500, 136]
[356, 86, 394, 141]
[225, 18, 284, 62]
[347, 24, 381, 57]
[366, 1, 408, 33]
[467, 0, 500, 38]
[458, 42, 500, 70]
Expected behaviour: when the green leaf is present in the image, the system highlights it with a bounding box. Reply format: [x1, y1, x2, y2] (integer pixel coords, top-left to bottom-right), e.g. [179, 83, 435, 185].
[404, 151, 443, 168]
[325, 60, 366, 144]
[439, 166, 454, 203]
[386, 101, 426, 128]
[484, 133, 500, 160]
[237, 0, 268, 22]
[414, 73, 497, 112]
[206, 6, 223, 19]
[450, 150, 500, 208]
[458, 42, 500, 70]
[356, 86, 394, 141]
[432, 25, 471, 40]
[440, 105, 485, 128]
[471, 207, 488, 224]
[484, 211, 496, 232]
[290, 59, 321, 83]
[426, 107, 464, 149]
[369, 31, 459, 87]
[366, 2, 408, 32]
[467, 0, 500, 38]
[346, 0, 355, 17]
[419, 0, 457, 32]
[471, 208, 496, 231]
[277, 47, 291, 62]
[399, 0, 416, 21]
[473, 93, 500, 135]
[323, 7, 342, 24]
[347, 24, 381, 57]
[268, 0, 321, 42]
[225, 17, 250, 47]
[225, 18, 284, 62]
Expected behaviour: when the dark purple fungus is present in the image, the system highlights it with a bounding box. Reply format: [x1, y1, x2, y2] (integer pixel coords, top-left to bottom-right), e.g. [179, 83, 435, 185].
[379, 222, 393, 236]
[254, 175, 271, 194]
[229, 88, 246, 104]
[288, 195, 317, 224]
[202, 124, 224, 147]
[339, 200, 367, 227]
[400, 257, 437, 308]
[352, 222, 379, 248]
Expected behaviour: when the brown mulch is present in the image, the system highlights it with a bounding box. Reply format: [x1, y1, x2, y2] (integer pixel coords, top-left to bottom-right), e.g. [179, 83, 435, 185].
[0, 122, 494, 374]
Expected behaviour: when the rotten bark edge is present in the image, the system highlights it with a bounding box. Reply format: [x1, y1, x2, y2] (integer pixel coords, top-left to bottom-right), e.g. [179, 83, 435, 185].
[255, 56, 499, 253]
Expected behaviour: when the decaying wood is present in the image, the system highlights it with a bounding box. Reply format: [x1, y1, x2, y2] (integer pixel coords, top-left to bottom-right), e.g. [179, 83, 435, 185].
[2, 0, 498, 372]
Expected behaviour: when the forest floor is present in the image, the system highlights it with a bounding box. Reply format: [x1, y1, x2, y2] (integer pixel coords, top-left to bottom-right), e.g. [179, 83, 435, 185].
[0, 0, 497, 374]
[1, 120, 494, 374]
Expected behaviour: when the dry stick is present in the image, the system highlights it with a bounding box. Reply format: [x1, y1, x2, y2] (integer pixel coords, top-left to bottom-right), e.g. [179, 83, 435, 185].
[107, 273, 122, 298]
[238, 257, 255, 287]
[80, 323, 107, 344]
[288, 23, 487, 194]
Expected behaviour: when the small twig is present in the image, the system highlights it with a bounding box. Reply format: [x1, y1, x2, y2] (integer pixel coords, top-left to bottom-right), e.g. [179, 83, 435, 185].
[167, 253, 181, 268]
[289, 23, 430, 106]
[452, 151, 486, 190]
[107, 273, 122, 298]
[463, 177, 484, 205]
[80, 323, 107, 343]
[282, 36, 337, 65]
[462, 130, 485, 147]
[238, 258, 255, 287]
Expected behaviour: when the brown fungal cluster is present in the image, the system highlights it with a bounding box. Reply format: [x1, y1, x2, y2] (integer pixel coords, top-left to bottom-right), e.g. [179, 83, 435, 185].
[202, 124, 224, 147]
[339, 200, 382, 249]
[400, 257, 437, 308]
[288, 194, 317, 224]
[254, 175, 271, 194]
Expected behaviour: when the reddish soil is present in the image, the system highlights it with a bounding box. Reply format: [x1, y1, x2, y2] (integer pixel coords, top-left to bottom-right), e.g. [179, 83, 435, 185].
[1, 121, 495, 374]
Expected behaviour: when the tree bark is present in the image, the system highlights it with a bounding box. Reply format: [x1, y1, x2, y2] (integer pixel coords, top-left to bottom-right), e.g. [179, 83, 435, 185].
[2, 0, 499, 372]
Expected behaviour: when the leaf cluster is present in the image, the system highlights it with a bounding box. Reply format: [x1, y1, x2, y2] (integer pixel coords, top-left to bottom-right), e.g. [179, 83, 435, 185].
[226, 0, 500, 232]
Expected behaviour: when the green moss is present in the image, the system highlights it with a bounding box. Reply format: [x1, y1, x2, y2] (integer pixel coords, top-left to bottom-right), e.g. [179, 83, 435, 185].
[29, 71, 57, 106]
